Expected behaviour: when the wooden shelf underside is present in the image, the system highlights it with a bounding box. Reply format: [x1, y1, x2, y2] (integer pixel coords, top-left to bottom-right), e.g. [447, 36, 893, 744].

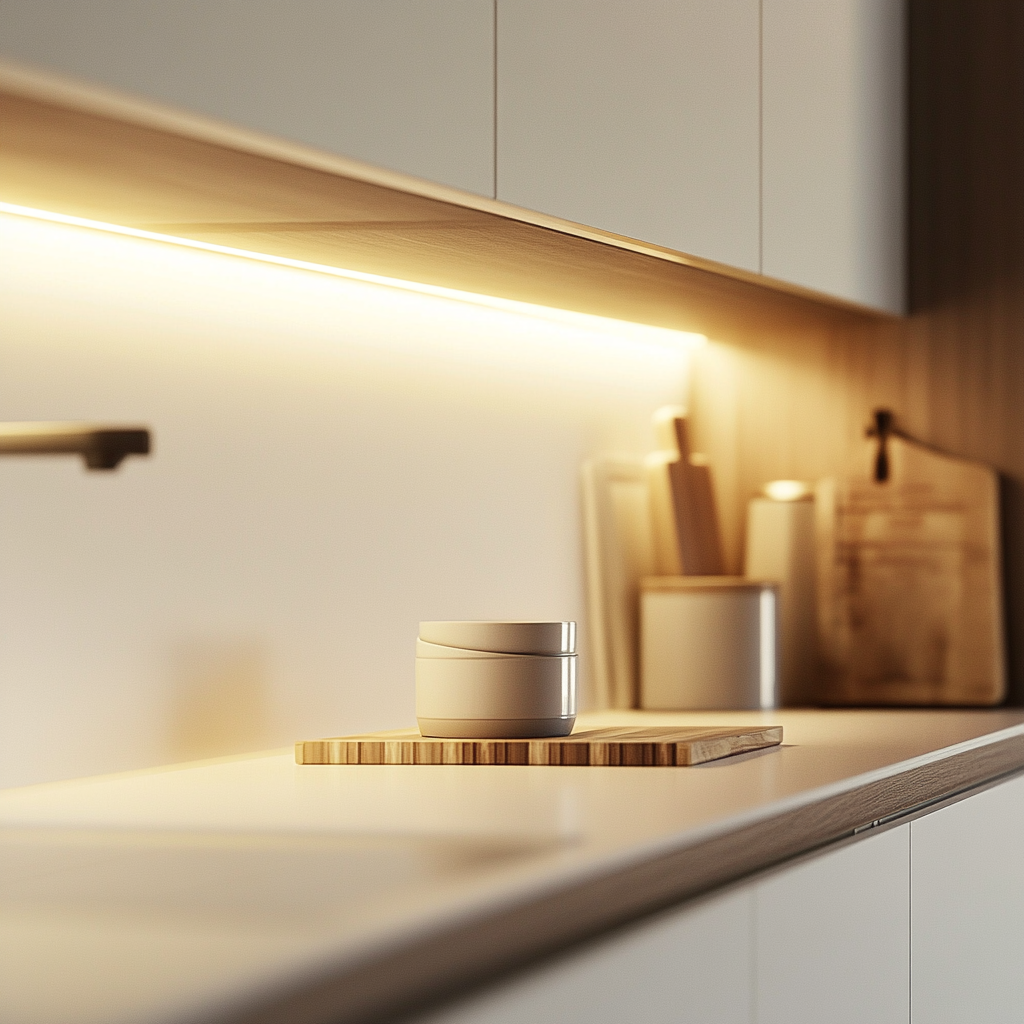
[0, 62, 885, 342]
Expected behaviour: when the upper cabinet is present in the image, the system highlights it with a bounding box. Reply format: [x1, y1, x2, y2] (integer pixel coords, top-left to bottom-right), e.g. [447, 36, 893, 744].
[496, 1, 762, 273]
[762, 0, 906, 313]
[0, 0, 496, 197]
[0, 0, 905, 313]
[498, 0, 905, 313]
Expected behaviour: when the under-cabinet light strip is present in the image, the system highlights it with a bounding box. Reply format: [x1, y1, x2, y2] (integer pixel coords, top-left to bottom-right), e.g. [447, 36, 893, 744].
[0, 201, 705, 351]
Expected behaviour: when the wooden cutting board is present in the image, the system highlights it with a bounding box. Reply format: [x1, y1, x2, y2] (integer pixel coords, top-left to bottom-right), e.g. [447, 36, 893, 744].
[648, 411, 726, 577]
[817, 432, 1005, 705]
[295, 724, 782, 767]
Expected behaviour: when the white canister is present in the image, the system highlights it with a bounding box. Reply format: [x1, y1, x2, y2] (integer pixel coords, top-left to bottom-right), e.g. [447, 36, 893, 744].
[639, 577, 778, 710]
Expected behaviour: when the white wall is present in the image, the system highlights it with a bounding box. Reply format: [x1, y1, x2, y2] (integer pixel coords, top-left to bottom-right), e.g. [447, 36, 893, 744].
[0, 212, 689, 788]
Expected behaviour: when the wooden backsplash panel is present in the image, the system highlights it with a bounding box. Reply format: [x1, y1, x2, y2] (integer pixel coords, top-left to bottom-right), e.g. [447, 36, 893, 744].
[905, 1, 1024, 471]
[903, 0, 1024, 702]
[690, 0, 1024, 702]
[688, 325, 862, 575]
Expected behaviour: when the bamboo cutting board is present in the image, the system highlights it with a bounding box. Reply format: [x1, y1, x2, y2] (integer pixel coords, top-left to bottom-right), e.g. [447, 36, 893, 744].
[296, 725, 782, 767]
[817, 431, 1005, 705]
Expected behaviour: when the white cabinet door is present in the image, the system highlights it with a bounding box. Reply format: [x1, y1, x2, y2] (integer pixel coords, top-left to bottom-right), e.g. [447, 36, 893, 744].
[911, 774, 1024, 1024]
[497, 0, 761, 272]
[412, 887, 754, 1024]
[762, 0, 906, 312]
[755, 824, 910, 1024]
[0, 1, 495, 196]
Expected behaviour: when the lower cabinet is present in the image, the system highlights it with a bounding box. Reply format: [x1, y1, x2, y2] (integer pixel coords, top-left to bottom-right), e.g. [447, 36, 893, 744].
[415, 825, 909, 1024]
[755, 824, 909, 1024]
[414, 887, 754, 1024]
[910, 773, 1024, 1024]
[416, 774, 1024, 1024]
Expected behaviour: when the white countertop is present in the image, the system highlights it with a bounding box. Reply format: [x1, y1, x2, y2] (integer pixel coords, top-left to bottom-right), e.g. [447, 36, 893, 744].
[3, 708, 1024, 1024]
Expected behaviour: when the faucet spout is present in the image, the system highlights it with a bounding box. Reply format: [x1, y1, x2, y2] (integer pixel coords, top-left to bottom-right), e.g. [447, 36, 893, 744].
[0, 422, 151, 470]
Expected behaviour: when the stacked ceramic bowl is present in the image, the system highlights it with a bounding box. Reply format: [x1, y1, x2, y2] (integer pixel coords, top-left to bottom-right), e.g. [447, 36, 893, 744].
[416, 621, 577, 738]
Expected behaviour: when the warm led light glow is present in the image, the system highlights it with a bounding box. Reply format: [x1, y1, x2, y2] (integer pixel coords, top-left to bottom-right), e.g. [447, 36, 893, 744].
[764, 479, 813, 502]
[0, 201, 706, 353]
[1, 205, 693, 430]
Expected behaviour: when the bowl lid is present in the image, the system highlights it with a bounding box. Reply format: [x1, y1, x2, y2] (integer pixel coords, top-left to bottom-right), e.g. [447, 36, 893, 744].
[418, 620, 576, 656]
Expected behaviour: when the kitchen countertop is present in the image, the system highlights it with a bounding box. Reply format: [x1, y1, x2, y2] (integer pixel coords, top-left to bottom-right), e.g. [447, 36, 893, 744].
[3, 708, 1024, 1024]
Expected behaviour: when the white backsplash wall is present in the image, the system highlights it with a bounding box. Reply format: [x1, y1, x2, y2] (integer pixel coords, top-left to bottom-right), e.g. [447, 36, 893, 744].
[0, 212, 689, 788]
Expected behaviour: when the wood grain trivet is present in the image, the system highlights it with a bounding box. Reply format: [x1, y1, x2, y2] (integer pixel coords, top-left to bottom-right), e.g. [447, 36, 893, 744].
[295, 725, 782, 767]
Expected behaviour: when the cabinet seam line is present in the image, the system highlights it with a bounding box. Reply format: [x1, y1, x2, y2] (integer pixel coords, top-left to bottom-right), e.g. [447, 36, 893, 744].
[493, 0, 498, 200]
[758, 0, 764, 275]
[908, 822, 912, 1023]
[751, 887, 758, 1024]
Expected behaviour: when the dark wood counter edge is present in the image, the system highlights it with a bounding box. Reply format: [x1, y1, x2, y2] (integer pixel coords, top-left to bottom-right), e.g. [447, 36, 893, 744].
[223, 731, 1024, 1024]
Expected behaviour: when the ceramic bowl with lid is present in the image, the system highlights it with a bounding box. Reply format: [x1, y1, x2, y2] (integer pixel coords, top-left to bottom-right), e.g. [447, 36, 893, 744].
[416, 621, 577, 738]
